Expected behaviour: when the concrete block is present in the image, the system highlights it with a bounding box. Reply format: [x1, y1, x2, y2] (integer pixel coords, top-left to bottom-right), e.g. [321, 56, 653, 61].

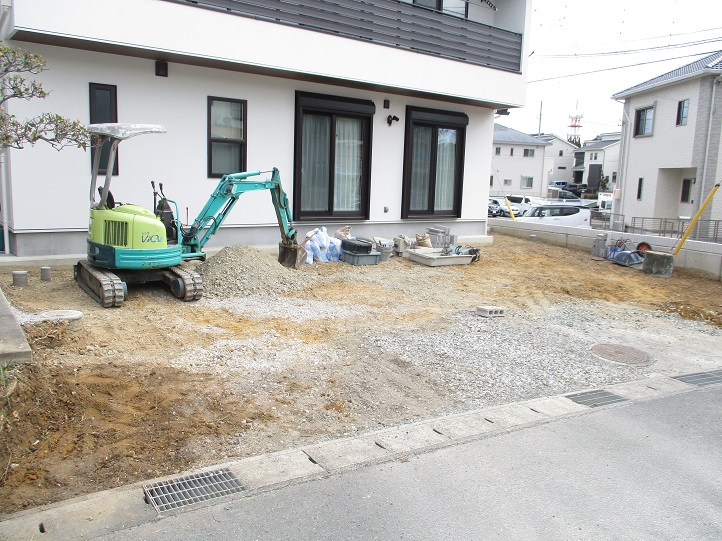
[374, 424, 449, 453]
[523, 396, 589, 416]
[303, 436, 391, 471]
[607, 377, 693, 400]
[430, 412, 496, 439]
[481, 403, 547, 427]
[230, 449, 324, 490]
[476, 306, 506, 317]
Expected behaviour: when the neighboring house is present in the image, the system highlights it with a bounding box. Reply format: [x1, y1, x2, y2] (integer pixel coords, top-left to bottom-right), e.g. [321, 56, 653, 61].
[491, 124, 551, 198]
[0, 0, 531, 256]
[612, 51, 722, 226]
[571, 133, 620, 192]
[531, 133, 577, 186]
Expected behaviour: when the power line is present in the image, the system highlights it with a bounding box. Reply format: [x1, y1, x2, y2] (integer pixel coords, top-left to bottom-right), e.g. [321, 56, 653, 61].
[541, 37, 722, 58]
[528, 51, 716, 83]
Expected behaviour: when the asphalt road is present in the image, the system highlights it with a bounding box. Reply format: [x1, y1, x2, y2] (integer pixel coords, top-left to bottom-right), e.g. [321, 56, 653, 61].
[96, 386, 722, 541]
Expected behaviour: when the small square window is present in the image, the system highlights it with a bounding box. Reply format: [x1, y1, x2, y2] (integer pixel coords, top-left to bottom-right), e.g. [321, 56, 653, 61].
[495, 147, 501, 156]
[521, 176, 533, 188]
[503, 178, 512, 186]
[523, 149, 535, 158]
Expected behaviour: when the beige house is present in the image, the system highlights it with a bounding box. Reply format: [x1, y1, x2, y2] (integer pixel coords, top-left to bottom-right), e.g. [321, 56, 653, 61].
[612, 51, 722, 227]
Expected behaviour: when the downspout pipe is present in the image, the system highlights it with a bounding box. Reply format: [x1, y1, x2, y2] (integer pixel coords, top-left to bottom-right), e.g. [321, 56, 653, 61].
[0, 1, 10, 254]
[699, 75, 721, 215]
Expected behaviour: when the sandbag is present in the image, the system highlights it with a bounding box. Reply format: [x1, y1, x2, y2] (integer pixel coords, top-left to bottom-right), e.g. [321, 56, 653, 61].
[416, 233, 433, 248]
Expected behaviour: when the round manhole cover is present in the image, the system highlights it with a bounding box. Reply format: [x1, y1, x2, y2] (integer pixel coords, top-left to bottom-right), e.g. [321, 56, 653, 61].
[591, 343, 651, 366]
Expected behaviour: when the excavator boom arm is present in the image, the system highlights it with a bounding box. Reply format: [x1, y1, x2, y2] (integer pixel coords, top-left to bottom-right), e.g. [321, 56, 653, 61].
[181, 168, 300, 259]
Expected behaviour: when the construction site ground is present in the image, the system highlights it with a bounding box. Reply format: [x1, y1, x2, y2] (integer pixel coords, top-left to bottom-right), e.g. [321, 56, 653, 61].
[1, 233, 721, 516]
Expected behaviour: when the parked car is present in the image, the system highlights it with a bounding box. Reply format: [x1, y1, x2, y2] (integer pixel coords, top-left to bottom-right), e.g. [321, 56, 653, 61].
[490, 197, 521, 217]
[487, 198, 502, 217]
[566, 183, 588, 196]
[505, 194, 545, 215]
[517, 204, 592, 228]
[548, 181, 569, 190]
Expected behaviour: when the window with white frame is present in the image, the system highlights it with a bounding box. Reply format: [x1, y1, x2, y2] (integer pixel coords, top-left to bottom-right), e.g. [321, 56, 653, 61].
[489, 175, 494, 187]
[634, 107, 654, 136]
[676, 99, 689, 126]
[521, 176, 533, 189]
[558, 150, 563, 157]
[510, 148, 514, 156]
[637, 178, 644, 200]
[495, 147, 501, 155]
[523, 148, 535, 157]
[503, 178, 512, 186]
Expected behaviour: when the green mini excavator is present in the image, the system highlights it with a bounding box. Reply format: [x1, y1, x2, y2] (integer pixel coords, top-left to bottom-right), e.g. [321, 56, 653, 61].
[75, 123, 305, 307]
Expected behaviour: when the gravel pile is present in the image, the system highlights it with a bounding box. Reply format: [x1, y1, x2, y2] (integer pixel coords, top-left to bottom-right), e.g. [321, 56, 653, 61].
[199, 245, 316, 297]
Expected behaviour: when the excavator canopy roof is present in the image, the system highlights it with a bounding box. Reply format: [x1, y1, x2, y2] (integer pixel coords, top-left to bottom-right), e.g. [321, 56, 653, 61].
[88, 123, 167, 140]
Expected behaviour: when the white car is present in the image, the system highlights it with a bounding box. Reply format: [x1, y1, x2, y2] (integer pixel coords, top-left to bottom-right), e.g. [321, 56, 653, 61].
[517, 205, 592, 228]
[490, 197, 521, 217]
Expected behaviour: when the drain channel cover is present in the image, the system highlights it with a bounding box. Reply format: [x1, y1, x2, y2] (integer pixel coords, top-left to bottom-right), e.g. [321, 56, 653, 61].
[566, 389, 628, 408]
[672, 370, 722, 387]
[143, 468, 243, 513]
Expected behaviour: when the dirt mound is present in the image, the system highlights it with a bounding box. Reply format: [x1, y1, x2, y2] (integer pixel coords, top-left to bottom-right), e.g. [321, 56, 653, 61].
[198, 244, 316, 297]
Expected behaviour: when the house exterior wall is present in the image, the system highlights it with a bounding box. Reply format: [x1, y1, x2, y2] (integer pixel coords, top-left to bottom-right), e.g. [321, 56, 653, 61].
[490, 143, 547, 197]
[617, 75, 722, 225]
[1, 0, 530, 256]
[542, 137, 575, 184]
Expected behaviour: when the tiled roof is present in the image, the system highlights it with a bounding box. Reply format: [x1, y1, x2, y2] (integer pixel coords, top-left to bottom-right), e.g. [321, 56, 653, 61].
[581, 139, 619, 151]
[493, 124, 551, 145]
[612, 50, 722, 99]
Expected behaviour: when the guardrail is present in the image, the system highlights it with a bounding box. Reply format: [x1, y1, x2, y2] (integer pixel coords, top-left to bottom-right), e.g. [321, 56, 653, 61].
[630, 217, 722, 244]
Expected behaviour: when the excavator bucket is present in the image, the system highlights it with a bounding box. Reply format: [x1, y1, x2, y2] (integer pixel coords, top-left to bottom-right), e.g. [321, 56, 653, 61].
[278, 242, 307, 269]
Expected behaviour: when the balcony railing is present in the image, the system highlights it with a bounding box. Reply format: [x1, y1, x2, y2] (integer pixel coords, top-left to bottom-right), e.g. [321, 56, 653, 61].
[630, 217, 722, 244]
[164, 0, 522, 72]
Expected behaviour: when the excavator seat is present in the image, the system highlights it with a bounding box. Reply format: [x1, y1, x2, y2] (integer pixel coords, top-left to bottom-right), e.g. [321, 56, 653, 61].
[155, 198, 178, 244]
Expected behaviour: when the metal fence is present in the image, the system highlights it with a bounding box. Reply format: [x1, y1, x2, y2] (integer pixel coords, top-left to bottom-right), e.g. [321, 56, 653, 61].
[590, 211, 624, 231]
[630, 217, 722, 243]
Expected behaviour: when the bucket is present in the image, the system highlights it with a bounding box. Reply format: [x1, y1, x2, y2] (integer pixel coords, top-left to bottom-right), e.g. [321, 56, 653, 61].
[379, 246, 393, 262]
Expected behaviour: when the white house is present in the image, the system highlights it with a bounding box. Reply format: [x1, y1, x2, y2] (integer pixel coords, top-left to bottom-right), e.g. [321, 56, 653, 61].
[612, 51, 722, 227]
[491, 124, 550, 198]
[0, 0, 531, 256]
[571, 133, 620, 192]
[531, 133, 576, 185]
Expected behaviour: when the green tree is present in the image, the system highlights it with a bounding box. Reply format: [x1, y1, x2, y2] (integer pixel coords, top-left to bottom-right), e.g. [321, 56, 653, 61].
[0, 45, 89, 150]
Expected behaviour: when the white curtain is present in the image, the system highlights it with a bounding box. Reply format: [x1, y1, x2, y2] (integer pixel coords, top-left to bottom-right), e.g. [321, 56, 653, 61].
[434, 128, 457, 211]
[334, 117, 363, 212]
[301, 114, 331, 212]
[410, 126, 432, 212]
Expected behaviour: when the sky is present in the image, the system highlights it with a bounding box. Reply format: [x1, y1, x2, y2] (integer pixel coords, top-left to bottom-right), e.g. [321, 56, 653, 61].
[500, 0, 722, 143]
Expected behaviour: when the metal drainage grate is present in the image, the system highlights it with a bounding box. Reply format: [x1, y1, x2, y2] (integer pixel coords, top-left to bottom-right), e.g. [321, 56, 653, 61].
[566, 389, 628, 408]
[143, 468, 243, 513]
[672, 369, 722, 387]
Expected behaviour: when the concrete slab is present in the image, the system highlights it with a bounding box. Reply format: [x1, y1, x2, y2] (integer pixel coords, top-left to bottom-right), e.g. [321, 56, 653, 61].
[607, 376, 694, 400]
[430, 412, 496, 439]
[303, 436, 391, 471]
[482, 403, 547, 427]
[0, 483, 153, 541]
[229, 449, 325, 490]
[373, 424, 449, 453]
[523, 396, 590, 417]
[0, 287, 32, 365]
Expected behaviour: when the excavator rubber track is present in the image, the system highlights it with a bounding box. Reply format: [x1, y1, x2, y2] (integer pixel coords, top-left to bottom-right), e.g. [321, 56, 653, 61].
[164, 266, 204, 301]
[75, 260, 126, 308]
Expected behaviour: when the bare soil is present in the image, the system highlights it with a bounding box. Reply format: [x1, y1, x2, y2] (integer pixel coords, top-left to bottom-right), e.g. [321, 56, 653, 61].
[1, 234, 721, 515]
